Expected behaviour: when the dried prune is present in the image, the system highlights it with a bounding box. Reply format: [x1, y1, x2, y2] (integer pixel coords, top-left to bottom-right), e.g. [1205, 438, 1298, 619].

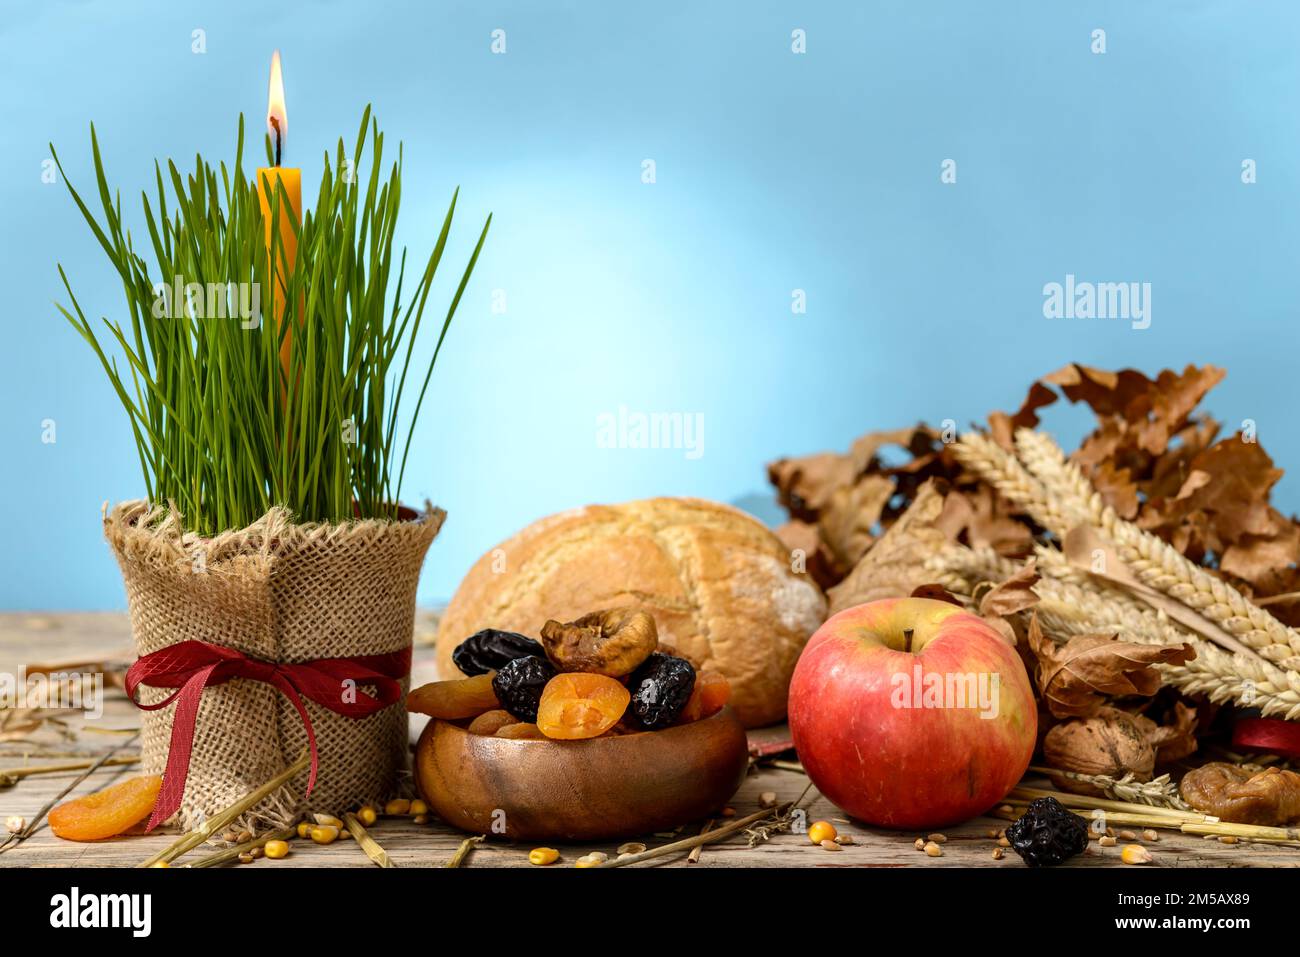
[491, 656, 557, 723]
[627, 653, 696, 730]
[536, 673, 630, 739]
[452, 629, 544, 676]
[1005, 796, 1090, 867]
[539, 608, 658, 677]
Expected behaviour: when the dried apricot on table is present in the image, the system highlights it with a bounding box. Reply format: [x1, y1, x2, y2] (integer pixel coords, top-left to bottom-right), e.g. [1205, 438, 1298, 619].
[407, 673, 499, 719]
[678, 671, 731, 723]
[48, 774, 163, 841]
[536, 673, 630, 740]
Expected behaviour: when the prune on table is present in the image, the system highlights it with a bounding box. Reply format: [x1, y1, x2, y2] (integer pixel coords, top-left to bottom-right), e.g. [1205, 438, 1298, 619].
[452, 629, 544, 676]
[1005, 796, 1090, 867]
[491, 656, 557, 723]
[627, 653, 696, 730]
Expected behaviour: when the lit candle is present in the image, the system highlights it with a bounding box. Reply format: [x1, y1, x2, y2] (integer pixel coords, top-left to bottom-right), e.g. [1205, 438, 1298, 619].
[257, 49, 301, 387]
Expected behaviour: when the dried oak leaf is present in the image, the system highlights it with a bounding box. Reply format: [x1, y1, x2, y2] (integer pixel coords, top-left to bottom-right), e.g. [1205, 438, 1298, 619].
[979, 560, 1041, 619]
[938, 485, 1035, 557]
[1131, 701, 1198, 764]
[828, 481, 953, 615]
[1221, 521, 1300, 596]
[1043, 706, 1156, 792]
[976, 560, 1041, 645]
[988, 380, 1058, 450]
[817, 474, 894, 569]
[1180, 763, 1300, 825]
[1139, 439, 1284, 556]
[774, 520, 842, 591]
[767, 451, 857, 522]
[1091, 460, 1140, 520]
[910, 583, 964, 606]
[847, 425, 939, 475]
[1026, 614, 1195, 718]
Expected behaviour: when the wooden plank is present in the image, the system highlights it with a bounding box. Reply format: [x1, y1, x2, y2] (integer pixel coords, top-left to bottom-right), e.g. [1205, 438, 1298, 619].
[2, 612, 1298, 868]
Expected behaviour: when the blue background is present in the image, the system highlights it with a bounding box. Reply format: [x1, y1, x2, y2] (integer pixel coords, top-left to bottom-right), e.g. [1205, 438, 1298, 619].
[2, 0, 1297, 610]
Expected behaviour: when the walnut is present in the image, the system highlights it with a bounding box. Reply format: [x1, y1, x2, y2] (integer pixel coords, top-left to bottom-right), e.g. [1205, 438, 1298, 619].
[1179, 763, 1300, 825]
[1042, 707, 1155, 795]
[539, 608, 658, 677]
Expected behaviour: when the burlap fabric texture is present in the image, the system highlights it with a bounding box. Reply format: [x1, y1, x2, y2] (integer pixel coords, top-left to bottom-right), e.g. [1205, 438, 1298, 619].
[104, 500, 444, 831]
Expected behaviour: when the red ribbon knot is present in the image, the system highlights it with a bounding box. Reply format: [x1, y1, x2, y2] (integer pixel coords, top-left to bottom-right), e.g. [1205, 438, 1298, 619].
[125, 640, 410, 831]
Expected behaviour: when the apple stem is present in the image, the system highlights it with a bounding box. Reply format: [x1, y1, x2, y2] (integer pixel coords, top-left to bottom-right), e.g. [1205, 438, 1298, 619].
[903, 628, 914, 653]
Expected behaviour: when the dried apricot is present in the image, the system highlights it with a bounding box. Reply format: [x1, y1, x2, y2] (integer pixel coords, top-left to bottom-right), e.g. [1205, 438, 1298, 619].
[407, 673, 499, 719]
[496, 722, 544, 739]
[48, 775, 162, 841]
[468, 709, 516, 736]
[678, 671, 731, 723]
[536, 673, 630, 740]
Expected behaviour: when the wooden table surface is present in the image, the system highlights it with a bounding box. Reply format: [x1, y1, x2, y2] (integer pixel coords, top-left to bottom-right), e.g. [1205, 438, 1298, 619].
[1, 612, 1295, 869]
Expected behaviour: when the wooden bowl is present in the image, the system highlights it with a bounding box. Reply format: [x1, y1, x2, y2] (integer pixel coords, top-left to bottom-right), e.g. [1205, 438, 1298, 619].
[414, 708, 749, 841]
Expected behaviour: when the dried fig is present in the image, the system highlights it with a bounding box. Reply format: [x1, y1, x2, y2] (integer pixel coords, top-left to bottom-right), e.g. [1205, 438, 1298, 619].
[539, 608, 658, 677]
[1042, 707, 1155, 795]
[1180, 763, 1300, 825]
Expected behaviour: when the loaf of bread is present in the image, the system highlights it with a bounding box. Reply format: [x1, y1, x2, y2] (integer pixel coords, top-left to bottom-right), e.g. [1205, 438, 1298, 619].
[436, 497, 827, 727]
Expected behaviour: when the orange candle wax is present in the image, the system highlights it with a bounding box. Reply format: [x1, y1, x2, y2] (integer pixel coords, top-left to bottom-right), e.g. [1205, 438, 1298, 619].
[256, 50, 301, 387]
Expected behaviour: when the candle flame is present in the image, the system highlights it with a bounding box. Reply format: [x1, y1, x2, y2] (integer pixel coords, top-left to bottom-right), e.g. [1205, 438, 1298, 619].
[266, 50, 287, 162]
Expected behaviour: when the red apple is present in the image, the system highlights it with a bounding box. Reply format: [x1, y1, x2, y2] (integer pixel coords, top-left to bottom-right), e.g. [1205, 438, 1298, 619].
[788, 597, 1036, 829]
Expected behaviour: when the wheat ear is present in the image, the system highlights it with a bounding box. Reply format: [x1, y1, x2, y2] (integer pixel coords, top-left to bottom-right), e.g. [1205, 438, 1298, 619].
[951, 433, 1090, 533]
[1015, 428, 1300, 669]
[1034, 577, 1300, 720]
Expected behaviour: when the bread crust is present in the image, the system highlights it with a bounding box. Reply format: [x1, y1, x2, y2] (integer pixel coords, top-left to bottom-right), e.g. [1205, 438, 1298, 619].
[435, 497, 826, 726]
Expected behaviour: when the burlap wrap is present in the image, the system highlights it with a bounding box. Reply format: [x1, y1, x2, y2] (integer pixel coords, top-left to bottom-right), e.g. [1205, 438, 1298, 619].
[104, 500, 444, 831]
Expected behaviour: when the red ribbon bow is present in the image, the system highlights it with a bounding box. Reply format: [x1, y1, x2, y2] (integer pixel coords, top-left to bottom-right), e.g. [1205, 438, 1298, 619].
[125, 640, 410, 831]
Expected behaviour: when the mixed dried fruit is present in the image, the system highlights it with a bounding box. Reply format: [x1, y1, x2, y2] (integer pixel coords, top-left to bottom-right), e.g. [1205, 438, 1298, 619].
[48, 774, 163, 841]
[536, 673, 631, 740]
[540, 608, 658, 677]
[1004, 796, 1090, 867]
[679, 671, 732, 723]
[412, 611, 732, 741]
[491, 656, 557, 723]
[627, 653, 696, 730]
[453, 629, 545, 676]
[407, 673, 499, 719]
[1180, 762, 1300, 825]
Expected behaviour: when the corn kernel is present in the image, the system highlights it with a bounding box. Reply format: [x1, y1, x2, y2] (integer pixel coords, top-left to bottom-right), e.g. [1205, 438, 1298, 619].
[1121, 844, 1153, 865]
[384, 799, 411, 816]
[409, 799, 429, 816]
[807, 820, 837, 845]
[528, 847, 560, 866]
[357, 805, 378, 827]
[310, 824, 340, 845]
[264, 839, 290, 860]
